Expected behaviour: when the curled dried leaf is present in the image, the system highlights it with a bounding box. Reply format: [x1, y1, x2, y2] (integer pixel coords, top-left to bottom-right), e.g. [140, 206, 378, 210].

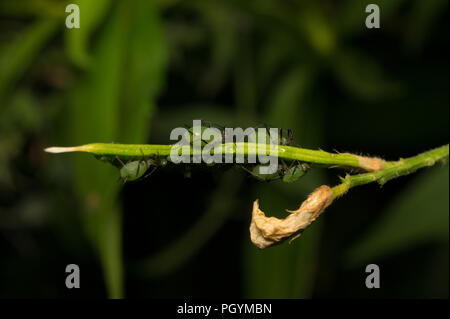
[250, 185, 333, 249]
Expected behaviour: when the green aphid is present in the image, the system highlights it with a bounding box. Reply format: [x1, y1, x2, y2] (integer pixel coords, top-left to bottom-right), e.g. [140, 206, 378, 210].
[117, 157, 158, 183]
[282, 163, 310, 183]
[244, 161, 309, 183]
[119, 160, 149, 182]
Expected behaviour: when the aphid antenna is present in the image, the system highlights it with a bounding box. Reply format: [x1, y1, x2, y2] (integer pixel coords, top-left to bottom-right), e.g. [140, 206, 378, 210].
[115, 156, 132, 174]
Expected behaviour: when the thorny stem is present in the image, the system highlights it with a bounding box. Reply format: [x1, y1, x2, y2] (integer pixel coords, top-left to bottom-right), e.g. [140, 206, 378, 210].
[248, 144, 448, 248]
[330, 144, 449, 199]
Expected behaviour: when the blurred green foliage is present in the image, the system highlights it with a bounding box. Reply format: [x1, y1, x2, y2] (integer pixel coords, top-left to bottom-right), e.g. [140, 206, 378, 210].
[0, 0, 448, 298]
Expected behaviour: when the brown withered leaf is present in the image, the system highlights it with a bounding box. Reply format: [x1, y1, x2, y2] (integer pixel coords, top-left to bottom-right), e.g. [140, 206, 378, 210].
[250, 185, 333, 249]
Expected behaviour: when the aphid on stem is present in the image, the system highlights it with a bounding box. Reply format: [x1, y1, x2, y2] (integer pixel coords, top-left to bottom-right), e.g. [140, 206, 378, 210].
[242, 161, 310, 183]
[243, 126, 308, 182]
[114, 149, 168, 183]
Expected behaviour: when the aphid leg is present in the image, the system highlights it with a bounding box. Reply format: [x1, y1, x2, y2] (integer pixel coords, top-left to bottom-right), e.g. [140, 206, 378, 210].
[284, 160, 301, 178]
[116, 156, 132, 174]
[141, 166, 157, 180]
[115, 155, 125, 167]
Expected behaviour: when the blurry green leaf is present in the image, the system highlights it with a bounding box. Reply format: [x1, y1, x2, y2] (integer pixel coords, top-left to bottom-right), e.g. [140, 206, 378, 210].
[65, 0, 112, 69]
[0, 88, 44, 189]
[0, 19, 58, 103]
[257, 32, 291, 88]
[0, 0, 63, 18]
[298, 7, 336, 57]
[119, 0, 167, 142]
[346, 165, 449, 266]
[196, 0, 237, 95]
[8, 90, 42, 132]
[67, 1, 126, 298]
[333, 49, 404, 101]
[0, 90, 39, 132]
[66, 0, 167, 298]
[265, 66, 318, 144]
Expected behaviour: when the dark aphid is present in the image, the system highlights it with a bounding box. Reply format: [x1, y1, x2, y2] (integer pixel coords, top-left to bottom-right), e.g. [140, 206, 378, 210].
[242, 161, 310, 183]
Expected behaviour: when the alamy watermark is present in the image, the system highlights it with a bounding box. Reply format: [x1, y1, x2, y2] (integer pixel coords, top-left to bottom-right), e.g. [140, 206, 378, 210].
[365, 263, 380, 289]
[65, 264, 80, 289]
[365, 4, 380, 29]
[169, 120, 280, 174]
[65, 4, 80, 29]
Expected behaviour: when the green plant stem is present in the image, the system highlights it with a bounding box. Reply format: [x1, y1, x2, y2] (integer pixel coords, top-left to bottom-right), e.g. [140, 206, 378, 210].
[45, 143, 449, 191]
[45, 142, 384, 171]
[331, 144, 449, 199]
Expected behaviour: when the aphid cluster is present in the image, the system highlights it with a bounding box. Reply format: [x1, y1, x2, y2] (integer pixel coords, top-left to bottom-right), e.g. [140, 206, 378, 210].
[181, 123, 310, 183]
[110, 123, 310, 183]
[241, 127, 310, 183]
